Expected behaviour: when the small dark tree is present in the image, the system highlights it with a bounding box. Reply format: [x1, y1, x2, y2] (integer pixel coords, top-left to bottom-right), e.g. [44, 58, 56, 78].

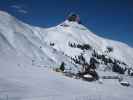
[128, 68, 133, 76]
[50, 42, 55, 46]
[83, 44, 92, 50]
[90, 57, 98, 65]
[60, 62, 65, 72]
[106, 46, 113, 52]
[112, 62, 125, 74]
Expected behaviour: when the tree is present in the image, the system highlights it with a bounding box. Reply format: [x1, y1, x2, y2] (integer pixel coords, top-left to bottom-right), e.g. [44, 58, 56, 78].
[112, 62, 125, 74]
[59, 62, 65, 72]
[50, 42, 55, 46]
[106, 46, 113, 52]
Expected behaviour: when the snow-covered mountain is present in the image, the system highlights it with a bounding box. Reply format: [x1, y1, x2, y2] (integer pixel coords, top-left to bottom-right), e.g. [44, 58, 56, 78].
[0, 10, 77, 71]
[0, 10, 133, 100]
[0, 10, 133, 73]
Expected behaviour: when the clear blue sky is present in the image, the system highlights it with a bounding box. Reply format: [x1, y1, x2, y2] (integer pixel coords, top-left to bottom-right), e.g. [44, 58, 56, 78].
[0, 0, 133, 47]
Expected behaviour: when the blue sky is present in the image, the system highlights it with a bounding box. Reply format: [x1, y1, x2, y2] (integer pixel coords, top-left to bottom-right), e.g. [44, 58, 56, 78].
[0, 0, 133, 47]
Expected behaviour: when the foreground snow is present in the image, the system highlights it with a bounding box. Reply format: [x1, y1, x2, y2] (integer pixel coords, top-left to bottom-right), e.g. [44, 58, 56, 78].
[0, 53, 133, 100]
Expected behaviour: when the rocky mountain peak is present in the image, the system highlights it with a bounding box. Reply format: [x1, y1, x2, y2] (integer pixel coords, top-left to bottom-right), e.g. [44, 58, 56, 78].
[67, 13, 81, 24]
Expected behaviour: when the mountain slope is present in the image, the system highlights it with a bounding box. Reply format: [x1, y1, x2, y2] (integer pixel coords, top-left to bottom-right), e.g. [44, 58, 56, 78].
[0, 11, 77, 71]
[0, 10, 133, 100]
[0, 52, 133, 100]
[0, 10, 133, 73]
[42, 20, 133, 67]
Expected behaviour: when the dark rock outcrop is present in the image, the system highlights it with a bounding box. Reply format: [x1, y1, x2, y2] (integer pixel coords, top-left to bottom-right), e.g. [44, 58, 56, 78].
[67, 13, 81, 24]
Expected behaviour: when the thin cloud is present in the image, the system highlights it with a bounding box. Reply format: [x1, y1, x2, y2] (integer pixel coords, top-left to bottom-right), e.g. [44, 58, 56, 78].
[18, 9, 27, 14]
[10, 4, 28, 14]
[11, 5, 21, 9]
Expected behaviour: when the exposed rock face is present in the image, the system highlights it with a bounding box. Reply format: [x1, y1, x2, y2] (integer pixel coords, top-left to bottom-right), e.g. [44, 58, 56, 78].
[67, 13, 81, 24]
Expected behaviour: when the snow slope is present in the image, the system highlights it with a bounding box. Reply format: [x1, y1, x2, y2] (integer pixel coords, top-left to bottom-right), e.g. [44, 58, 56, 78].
[0, 10, 133, 68]
[43, 20, 133, 67]
[0, 10, 133, 100]
[0, 50, 133, 100]
[0, 11, 77, 71]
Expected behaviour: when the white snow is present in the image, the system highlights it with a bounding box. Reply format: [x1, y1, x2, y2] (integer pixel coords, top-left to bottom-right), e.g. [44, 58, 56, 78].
[43, 20, 133, 67]
[83, 74, 93, 78]
[0, 10, 133, 100]
[0, 51, 133, 100]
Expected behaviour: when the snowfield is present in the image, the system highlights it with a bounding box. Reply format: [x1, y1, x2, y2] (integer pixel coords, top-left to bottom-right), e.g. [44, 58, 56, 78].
[0, 10, 133, 100]
[0, 52, 133, 100]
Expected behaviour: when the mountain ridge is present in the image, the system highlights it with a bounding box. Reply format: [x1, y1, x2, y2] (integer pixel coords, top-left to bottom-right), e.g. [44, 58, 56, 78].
[0, 10, 133, 100]
[0, 10, 133, 73]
